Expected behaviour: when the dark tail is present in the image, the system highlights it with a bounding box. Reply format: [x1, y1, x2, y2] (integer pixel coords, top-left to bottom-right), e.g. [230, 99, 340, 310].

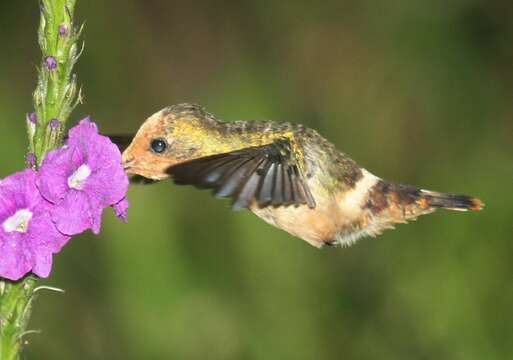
[365, 181, 483, 221]
[418, 189, 483, 212]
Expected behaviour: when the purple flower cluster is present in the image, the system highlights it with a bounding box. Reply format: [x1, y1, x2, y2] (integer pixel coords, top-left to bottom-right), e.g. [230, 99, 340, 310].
[0, 170, 69, 280]
[0, 118, 129, 281]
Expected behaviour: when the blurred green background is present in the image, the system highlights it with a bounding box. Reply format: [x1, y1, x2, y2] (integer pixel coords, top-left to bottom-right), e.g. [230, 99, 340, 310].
[1, 1, 512, 359]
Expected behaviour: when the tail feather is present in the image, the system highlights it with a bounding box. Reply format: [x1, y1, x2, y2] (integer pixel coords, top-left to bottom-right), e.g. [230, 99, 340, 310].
[336, 177, 483, 246]
[365, 180, 483, 222]
[419, 190, 484, 212]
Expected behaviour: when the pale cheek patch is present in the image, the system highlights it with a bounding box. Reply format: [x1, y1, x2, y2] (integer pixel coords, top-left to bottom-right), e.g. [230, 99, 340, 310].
[122, 109, 167, 158]
[122, 109, 173, 180]
[338, 169, 379, 218]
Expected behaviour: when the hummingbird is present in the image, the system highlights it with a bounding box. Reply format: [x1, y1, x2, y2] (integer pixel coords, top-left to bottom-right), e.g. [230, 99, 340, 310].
[121, 103, 483, 248]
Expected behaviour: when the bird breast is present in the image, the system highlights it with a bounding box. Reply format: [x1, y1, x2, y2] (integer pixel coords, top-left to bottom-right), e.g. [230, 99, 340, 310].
[250, 168, 380, 248]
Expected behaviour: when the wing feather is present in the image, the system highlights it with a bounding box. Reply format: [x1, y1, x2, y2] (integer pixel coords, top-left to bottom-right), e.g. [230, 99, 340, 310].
[257, 162, 277, 205]
[168, 140, 316, 209]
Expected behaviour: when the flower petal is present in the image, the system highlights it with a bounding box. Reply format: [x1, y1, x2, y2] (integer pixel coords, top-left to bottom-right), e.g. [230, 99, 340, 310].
[29, 208, 71, 252]
[66, 117, 98, 144]
[37, 146, 85, 204]
[0, 169, 41, 214]
[31, 249, 53, 278]
[51, 190, 96, 236]
[0, 233, 31, 281]
[84, 163, 129, 206]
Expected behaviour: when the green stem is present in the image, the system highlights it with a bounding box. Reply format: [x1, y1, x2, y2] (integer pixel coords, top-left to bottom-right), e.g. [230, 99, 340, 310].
[0, 277, 37, 360]
[0, 1, 82, 359]
[32, 0, 82, 162]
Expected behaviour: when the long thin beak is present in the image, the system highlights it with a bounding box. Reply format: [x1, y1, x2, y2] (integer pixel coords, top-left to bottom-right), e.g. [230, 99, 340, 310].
[122, 157, 135, 171]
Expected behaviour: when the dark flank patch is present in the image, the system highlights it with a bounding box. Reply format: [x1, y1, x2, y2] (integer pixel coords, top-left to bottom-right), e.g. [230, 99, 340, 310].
[389, 183, 421, 205]
[345, 166, 363, 187]
[365, 180, 390, 214]
[365, 180, 483, 215]
[365, 182, 424, 214]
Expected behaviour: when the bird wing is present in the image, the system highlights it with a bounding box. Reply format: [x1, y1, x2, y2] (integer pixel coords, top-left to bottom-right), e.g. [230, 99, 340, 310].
[167, 139, 316, 210]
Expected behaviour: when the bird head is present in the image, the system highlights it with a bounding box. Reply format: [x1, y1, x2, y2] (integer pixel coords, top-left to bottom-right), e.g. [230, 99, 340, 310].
[122, 103, 218, 180]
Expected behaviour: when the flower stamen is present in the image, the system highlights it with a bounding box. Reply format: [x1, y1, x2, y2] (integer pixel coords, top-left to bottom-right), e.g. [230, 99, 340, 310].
[67, 164, 91, 190]
[3, 209, 33, 233]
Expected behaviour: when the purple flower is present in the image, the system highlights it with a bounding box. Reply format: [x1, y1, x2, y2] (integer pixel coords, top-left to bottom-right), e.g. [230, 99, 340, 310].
[45, 56, 57, 70]
[49, 118, 60, 129]
[37, 118, 129, 235]
[59, 24, 68, 37]
[28, 112, 37, 124]
[0, 169, 70, 280]
[26, 153, 37, 168]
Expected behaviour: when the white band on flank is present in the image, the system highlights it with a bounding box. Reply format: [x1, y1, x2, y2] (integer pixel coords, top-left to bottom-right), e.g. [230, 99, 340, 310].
[339, 168, 380, 218]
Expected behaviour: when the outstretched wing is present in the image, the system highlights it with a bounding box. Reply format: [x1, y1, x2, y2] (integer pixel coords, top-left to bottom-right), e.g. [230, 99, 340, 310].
[167, 140, 316, 210]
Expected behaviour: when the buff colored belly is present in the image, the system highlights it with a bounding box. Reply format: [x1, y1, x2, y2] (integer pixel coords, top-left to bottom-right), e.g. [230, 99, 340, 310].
[249, 169, 380, 248]
[250, 195, 340, 248]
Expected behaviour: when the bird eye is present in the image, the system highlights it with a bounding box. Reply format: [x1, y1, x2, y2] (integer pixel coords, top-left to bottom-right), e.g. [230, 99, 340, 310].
[150, 138, 167, 154]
